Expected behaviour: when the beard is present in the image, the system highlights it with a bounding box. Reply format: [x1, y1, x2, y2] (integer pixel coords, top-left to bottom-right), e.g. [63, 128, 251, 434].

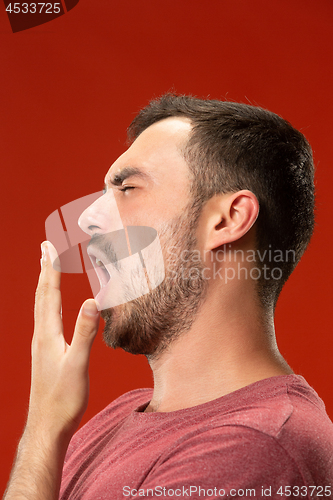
[101, 200, 208, 359]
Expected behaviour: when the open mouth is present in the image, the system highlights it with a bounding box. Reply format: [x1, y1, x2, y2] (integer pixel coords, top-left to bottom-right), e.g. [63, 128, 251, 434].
[87, 247, 112, 289]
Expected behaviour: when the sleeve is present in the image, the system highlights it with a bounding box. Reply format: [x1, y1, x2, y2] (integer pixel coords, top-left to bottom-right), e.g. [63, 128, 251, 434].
[134, 425, 307, 499]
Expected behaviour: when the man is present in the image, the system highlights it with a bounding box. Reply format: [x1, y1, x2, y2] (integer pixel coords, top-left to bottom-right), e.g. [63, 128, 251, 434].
[4, 95, 333, 499]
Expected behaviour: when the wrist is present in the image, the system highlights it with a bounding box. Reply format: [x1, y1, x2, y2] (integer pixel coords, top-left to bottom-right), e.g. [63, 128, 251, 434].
[21, 418, 73, 463]
[3, 423, 71, 500]
[25, 403, 81, 446]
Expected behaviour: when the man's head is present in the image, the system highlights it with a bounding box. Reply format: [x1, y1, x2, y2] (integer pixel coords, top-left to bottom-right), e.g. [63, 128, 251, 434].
[128, 94, 315, 309]
[79, 94, 315, 356]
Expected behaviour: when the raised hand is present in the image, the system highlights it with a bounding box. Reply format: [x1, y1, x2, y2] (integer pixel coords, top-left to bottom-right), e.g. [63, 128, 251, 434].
[30, 241, 100, 438]
[3, 242, 100, 500]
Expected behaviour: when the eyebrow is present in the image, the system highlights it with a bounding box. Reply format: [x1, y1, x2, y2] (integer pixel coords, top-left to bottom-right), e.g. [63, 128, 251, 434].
[105, 167, 151, 189]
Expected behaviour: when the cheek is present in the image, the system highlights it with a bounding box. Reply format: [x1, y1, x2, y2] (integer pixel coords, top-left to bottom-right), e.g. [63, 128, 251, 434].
[116, 198, 161, 229]
[116, 183, 191, 231]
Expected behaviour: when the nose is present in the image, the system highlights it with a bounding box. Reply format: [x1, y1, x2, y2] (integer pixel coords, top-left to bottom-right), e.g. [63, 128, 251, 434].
[78, 190, 124, 235]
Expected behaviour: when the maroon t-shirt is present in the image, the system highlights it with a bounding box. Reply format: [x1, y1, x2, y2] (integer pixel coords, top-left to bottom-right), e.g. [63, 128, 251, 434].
[60, 375, 333, 499]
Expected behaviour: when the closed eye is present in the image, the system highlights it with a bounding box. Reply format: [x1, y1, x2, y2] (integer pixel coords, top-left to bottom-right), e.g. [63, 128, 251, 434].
[102, 184, 135, 194]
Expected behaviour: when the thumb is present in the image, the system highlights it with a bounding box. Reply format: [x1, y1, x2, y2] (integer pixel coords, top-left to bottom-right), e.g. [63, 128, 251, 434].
[70, 299, 100, 367]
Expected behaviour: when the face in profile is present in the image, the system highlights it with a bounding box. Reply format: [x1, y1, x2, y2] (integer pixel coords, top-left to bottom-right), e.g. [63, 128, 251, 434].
[79, 118, 208, 358]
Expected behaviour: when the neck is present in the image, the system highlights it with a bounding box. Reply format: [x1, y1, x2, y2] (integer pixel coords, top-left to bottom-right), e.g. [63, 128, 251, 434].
[145, 283, 292, 413]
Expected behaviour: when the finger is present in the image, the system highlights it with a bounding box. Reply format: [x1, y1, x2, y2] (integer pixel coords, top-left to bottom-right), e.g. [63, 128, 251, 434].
[34, 241, 63, 336]
[69, 299, 100, 369]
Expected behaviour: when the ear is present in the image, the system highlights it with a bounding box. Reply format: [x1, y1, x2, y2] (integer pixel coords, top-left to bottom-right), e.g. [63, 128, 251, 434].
[205, 190, 259, 251]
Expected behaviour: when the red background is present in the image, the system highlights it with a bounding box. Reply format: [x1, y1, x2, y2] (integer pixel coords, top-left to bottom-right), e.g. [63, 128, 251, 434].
[1, 0, 332, 493]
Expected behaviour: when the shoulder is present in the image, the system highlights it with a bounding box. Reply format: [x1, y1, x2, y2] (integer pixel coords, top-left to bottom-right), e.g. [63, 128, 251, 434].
[157, 375, 333, 485]
[207, 374, 332, 438]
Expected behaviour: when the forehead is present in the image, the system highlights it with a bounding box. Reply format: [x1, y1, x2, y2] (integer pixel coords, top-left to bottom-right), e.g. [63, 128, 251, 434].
[106, 117, 193, 183]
